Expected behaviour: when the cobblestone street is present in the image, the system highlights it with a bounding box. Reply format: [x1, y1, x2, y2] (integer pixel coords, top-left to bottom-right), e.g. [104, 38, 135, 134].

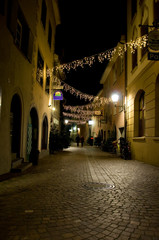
[0, 144, 159, 240]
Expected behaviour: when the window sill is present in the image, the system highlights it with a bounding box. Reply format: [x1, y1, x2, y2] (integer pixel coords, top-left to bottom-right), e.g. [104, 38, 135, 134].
[153, 137, 159, 141]
[133, 137, 146, 141]
[131, 64, 138, 74]
[140, 51, 147, 63]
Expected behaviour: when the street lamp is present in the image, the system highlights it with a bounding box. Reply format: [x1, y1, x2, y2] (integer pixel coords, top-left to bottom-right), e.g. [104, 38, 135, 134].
[111, 93, 125, 110]
[88, 120, 94, 125]
[111, 93, 119, 104]
[65, 119, 68, 124]
[111, 92, 126, 139]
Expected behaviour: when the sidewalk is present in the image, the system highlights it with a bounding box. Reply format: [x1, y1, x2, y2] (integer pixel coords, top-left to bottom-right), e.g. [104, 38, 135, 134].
[0, 144, 159, 240]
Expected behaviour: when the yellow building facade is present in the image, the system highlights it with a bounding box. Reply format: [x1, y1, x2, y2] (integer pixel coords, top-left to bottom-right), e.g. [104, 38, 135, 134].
[126, 0, 159, 166]
[0, 0, 61, 176]
[92, 40, 126, 144]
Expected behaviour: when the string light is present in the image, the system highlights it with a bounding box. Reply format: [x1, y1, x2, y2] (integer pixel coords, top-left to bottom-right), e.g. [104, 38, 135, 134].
[54, 35, 148, 72]
[36, 35, 148, 122]
[63, 112, 92, 120]
[36, 35, 148, 78]
[64, 119, 86, 124]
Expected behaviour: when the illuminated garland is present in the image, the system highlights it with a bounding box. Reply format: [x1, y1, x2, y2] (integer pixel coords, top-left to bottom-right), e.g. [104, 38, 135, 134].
[64, 119, 86, 124]
[36, 35, 148, 78]
[52, 75, 108, 102]
[63, 97, 111, 112]
[63, 111, 93, 119]
[65, 109, 95, 114]
[54, 35, 148, 72]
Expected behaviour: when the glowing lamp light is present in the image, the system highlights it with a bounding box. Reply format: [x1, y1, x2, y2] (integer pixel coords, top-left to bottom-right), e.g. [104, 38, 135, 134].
[52, 107, 56, 111]
[88, 120, 94, 125]
[73, 126, 77, 131]
[111, 93, 119, 103]
[65, 119, 68, 124]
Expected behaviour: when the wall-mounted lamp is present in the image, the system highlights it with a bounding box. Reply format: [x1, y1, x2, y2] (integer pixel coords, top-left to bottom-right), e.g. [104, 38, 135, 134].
[88, 120, 94, 125]
[111, 93, 125, 111]
[111, 93, 119, 104]
[73, 126, 77, 131]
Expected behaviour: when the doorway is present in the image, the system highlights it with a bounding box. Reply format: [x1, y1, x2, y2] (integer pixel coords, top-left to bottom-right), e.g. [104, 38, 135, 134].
[41, 116, 48, 149]
[10, 94, 22, 158]
[30, 108, 39, 151]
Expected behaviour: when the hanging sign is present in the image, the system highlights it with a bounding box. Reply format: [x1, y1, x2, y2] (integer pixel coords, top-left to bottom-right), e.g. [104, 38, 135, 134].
[148, 29, 159, 51]
[53, 85, 63, 90]
[53, 90, 63, 100]
[148, 52, 159, 61]
[94, 110, 103, 116]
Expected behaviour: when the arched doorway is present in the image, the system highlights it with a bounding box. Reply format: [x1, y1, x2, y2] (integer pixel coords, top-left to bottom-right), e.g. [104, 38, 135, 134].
[30, 108, 39, 151]
[41, 116, 48, 150]
[155, 75, 159, 136]
[27, 108, 39, 163]
[10, 94, 22, 158]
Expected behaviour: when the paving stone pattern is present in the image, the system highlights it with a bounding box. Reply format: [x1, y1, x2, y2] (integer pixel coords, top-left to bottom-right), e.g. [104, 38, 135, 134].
[0, 144, 159, 240]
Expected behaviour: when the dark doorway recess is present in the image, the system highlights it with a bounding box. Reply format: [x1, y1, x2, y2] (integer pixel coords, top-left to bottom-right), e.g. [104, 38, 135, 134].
[10, 94, 22, 158]
[41, 116, 48, 150]
[30, 107, 39, 151]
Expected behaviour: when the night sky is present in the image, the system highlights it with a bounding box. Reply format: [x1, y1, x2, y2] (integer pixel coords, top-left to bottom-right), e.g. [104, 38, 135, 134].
[58, 0, 127, 106]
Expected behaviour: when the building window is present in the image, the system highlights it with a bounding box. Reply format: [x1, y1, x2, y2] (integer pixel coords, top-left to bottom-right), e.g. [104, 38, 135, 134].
[140, 5, 148, 58]
[132, 45, 138, 70]
[48, 21, 52, 48]
[139, 92, 145, 136]
[15, 19, 22, 48]
[41, 0, 47, 29]
[7, 1, 33, 62]
[119, 95, 123, 112]
[132, 0, 137, 20]
[113, 65, 117, 84]
[37, 50, 44, 87]
[45, 66, 50, 94]
[132, 27, 138, 70]
[0, 0, 5, 15]
[134, 90, 145, 137]
[120, 57, 124, 75]
[141, 23, 148, 57]
[154, 0, 159, 22]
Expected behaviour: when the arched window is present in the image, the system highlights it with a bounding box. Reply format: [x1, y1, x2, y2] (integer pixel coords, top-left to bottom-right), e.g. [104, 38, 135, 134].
[134, 90, 145, 137]
[139, 92, 145, 136]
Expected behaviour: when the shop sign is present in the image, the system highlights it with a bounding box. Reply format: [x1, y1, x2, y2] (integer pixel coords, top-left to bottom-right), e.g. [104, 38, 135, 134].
[94, 111, 102, 116]
[53, 85, 63, 89]
[148, 29, 159, 50]
[53, 90, 63, 100]
[148, 52, 159, 61]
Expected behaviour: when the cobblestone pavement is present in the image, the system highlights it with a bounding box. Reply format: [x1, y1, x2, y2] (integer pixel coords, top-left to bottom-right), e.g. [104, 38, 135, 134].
[0, 144, 159, 240]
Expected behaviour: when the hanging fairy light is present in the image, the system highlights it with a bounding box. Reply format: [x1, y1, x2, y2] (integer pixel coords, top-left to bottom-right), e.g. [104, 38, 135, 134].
[36, 35, 148, 78]
[64, 119, 86, 124]
[54, 35, 148, 72]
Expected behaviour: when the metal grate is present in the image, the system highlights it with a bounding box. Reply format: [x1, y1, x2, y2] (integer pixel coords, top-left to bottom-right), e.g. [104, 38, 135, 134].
[83, 182, 115, 191]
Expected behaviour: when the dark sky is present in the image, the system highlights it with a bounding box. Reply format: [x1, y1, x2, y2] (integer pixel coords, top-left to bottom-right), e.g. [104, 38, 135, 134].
[58, 0, 127, 106]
